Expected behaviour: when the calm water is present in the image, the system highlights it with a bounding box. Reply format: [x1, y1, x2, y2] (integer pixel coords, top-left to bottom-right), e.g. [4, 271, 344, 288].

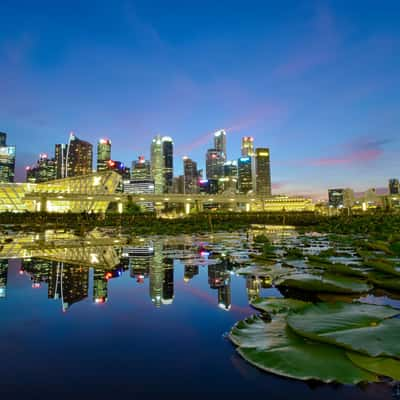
[0, 232, 394, 399]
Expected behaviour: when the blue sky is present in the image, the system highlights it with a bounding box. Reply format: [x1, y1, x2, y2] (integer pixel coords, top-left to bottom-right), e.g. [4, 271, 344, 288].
[1, 0, 399, 198]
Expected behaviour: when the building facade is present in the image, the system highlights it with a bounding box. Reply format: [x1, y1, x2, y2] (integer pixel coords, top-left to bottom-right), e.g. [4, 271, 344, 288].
[26, 154, 57, 183]
[131, 156, 151, 180]
[97, 139, 111, 172]
[55, 143, 68, 179]
[183, 157, 198, 194]
[206, 149, 224, 180]
[66, 134, 93, 177]
[214, 130, 227, 159]
[162, 136, 173, 193]
[237, 157, 253, 194]
[0, 132, 16, 183]
[151, 135, 164, 194]
[389, 178, 400, 195]
[255, 148, 271, 196]
[241, 136, 254, 157]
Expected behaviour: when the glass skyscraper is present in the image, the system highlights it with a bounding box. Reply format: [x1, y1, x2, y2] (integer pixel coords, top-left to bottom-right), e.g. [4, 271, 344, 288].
[255, 148, 271, 196]
[151, 135, 164, 194]
[0, 132, 16, 183]
[162, 136, 173, 193]
[66, 133, 93, 177]
[237, 156, 253, 194]
[97, 139, 111, 172]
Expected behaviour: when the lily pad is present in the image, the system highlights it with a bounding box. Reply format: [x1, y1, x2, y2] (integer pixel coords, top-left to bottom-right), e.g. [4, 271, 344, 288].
[364, 258, 400, 277]
[251, 297, 310, 315]
[229, 315, 377, 384]
[287, 302, 400, 358]
[307, 260, 366, 278]
[276, 272, 372, 294]
[368, 272, 400, 292]
[347, 351, 400, 380]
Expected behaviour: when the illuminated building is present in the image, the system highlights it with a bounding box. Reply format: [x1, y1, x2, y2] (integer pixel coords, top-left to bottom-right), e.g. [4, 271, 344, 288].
[151, 135, 164, 194]
[183, 156, 198, 194]
[55, 143, 68, 179]
[255, 148, 271, 196]
[107, 160, 130, 180]
[199, 179, 219, 194]
[149, 241, 163, 307]
[246, 275, 261, 301]
[238, 157, 252, 194]
[219, 161, 238, 193]
[129, 255, 151, 284]
[93, 268, 108, 303]
[0, 132, 16, 183]
[184, 265, 198, 282]
[206, 149, 224, 180]
[97, 139, 111, 172]
[389, 179, 400, 195]
[162, 136, 174, 193]
[123, 179, 155, 210]
[0, 260, 8, 299]
[208, 262, 231, 310]
[25, 154, 57, 183]
[214, 129, 227, 159]
[328, 189, 344, 208]
[22, 259, 52, 287]
[241, 136, 254, 157]
[131, 156, 151, 180]
[66, 133, 93, 177]
[48, 262, 89, 311]
[162, 258, 174, 305]
[172, 176, 185, 194]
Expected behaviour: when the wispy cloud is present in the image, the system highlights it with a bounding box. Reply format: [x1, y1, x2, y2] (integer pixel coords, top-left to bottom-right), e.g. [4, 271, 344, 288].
[304, 137, 391, 167]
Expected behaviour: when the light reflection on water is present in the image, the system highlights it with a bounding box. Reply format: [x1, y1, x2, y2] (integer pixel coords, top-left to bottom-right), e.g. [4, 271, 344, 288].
[0, 231, 394, 399]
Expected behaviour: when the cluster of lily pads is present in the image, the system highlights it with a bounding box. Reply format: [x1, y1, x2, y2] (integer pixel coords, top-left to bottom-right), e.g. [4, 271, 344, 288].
[230, 298, 400, 383]
[230, 232, 400, 384]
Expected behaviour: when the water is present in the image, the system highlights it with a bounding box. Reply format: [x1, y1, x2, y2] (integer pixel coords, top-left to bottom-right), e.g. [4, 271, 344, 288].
[0, 231, 393, 399]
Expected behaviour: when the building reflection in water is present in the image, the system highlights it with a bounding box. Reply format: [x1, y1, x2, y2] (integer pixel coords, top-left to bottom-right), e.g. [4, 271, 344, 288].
[93, 268, 108, 304]
[208, 262, 231, 311]
[0, 260, 8, 299]
[184, 265, 199, 283]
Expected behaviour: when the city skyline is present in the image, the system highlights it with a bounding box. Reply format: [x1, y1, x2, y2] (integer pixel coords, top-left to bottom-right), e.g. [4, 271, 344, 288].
[1, 1, 400, 199]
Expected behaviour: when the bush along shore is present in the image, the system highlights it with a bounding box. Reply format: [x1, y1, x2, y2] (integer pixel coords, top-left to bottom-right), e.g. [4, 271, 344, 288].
[0, 211, 399, 236]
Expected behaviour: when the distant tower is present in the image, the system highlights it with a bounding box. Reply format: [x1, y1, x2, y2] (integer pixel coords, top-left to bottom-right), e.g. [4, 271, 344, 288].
[214, 129, 227, 159]
[55, 143, 68, 179]
[183, 156, 198, 194]
[206, 149, 224, 180]
[65, 133, 93, 177]
[255, 148, 271, 196]
[162, 136, 173, 193]
[241, 136, 254, 157]
[131, 156, 151, 180]
[0, 132, 16, 183]
[237, 156, 252, 194]
[97, 139, 111, 172]
[389, 179, 400, 195]
[26, 153, 57, 183]
[151, 135, 164, 194]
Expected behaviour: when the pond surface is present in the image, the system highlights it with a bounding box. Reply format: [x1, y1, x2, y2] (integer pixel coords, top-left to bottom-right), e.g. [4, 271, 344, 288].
[0, 229, 395, 399]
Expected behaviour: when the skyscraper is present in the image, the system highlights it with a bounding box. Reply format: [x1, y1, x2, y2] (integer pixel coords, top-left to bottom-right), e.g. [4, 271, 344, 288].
[183, 156, 198, 194]
[131, 156, 151, 180]
[237, 156, 253, 194]
[26, 153, 57, 183]
[220, 161, 238, 193]
[151, 135, 164, 194]
[241, 136, 254, 157]
[0, 260, 8, 299]
[214, 129, 227, 159]
[66, 133, 93, 177]
[55, 143, 68, 179]
[389, 179, 400, 195]
[97, 139, 111, 172]
[206, 149, 224, 180]
[162, 136, 173, 193]
[255, 148, 271, 196]
[328, 189, 344, 208]
[0, 132, 16, 183]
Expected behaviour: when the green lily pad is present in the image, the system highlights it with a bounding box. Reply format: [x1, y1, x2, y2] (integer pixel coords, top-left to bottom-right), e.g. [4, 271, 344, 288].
[364, 258, 400, 277]
[276, 273, 372, 294]
[307, 260, 366, 278]
[287, 302, 400, 358]
[229, 315, 377, 384]
[347, 351, 400, 380]
[368, 272, 400, 292]
[251, 297, 310, 315]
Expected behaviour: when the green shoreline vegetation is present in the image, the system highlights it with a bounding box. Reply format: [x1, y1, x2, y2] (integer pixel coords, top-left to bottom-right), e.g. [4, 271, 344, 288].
[0, 210, 399, 237]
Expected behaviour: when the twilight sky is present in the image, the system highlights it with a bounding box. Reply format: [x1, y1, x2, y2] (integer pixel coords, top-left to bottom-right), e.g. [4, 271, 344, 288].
[1, 0, 400, 198]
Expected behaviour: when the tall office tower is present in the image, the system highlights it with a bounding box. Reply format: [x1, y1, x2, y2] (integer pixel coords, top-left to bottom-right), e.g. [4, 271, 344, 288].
[328, 188, 345, 208]
[162, 136, 173, 193]
[93, 268, 108, 303]
[131, 156, 151, 180]
[183, 156, 198, 194]
[162, 258, 174, 305]
[0, 260, 8, 299]
[66, 133, 93, 177]
[241, 136, 254, 156]
[206, 149, 224, 180]
[55, 143, 68, 179]
[389, 178, 400, 195]
[107, 160, 130, 179]
[0, 132, 16, 183]
[151, 135, 164, 194]
[97, 139, 111, 172]
[219, 160, 238, 193]
[255, 148, 271, 196]
[214, 129, 227, 159]
[25, 153, 57, 183]
[172, 175, 185, 194]
[237, 156, 253, 194]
